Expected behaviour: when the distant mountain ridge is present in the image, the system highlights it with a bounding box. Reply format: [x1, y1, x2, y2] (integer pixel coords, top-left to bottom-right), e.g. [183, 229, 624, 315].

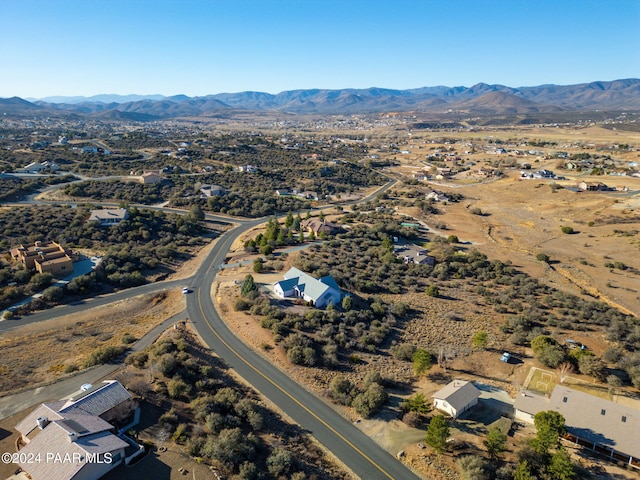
[3, 79, 640, 119]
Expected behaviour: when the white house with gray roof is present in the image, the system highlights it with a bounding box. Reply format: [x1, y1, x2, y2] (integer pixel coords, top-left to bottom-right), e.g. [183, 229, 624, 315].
[273, 267, 343, 308]
[14, 381, 133, 480]
[432, 380, 480, 418]
[514, 385, 640, 469]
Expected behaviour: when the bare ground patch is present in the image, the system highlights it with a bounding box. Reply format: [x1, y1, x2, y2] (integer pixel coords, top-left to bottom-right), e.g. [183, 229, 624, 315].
[0, 290, 185, 395]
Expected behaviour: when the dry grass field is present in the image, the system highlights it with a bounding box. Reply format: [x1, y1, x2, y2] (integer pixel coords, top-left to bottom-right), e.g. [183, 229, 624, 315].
[380, 124, 640, 316]
[0, 291, 186, 394]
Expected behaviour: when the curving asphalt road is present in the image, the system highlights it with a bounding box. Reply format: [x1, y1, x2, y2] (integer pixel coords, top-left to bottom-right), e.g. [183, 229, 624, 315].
[3, 178, 422, 479]
[186, 219, 421, 480]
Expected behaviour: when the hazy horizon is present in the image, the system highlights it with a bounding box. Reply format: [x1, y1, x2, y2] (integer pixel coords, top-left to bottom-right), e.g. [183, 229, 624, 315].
[0, 77, 626, 104]
[1, 0, 638, 98]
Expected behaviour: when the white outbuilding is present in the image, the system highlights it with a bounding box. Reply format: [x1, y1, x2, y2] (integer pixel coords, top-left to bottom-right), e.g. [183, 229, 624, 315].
[432, 380, 480, 418]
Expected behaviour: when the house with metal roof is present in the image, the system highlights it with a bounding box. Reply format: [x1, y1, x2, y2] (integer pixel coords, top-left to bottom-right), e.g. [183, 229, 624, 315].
[273, 267, 343, 308]
[14, 381, 134, 480]
[514, 385, 640, 469]
[432, 380, 481, 418]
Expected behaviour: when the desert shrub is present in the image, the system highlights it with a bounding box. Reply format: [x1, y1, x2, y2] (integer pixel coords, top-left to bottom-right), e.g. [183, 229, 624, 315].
[457, 455, 489, 480]
[171, 423, 188, 443]
[156, 353, 180, 376]
[234, 298, 251, 311]
[330, 375, 354, 406]
[537, 344, 566, 368]
[121, 333, 136, 344]
[536, 253, 550, 263]
[266, 448, 293, 478]
[352, 383, 388, 418]
[41, 285, 64, 302]
[425, 285, 440, 297]
[201, 428, 257, 465]
[159, 409, 179, 427]
[167, 379, 191, 399]
[64, 364, 78, 373]
[578, 355, 607, 380]
[83, 345, 127, 367]
[186, 436, 205, 457]
[402, 411, 422, 427]
[125, 351, 149, 368]
[561, 226, 574, 234]
[391, 343, 416, 361]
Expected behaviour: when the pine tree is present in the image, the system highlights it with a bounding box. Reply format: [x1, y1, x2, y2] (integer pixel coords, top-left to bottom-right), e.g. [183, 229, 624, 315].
[548, 447, 575, 480]
[285, 210, 294, 228]
[425, 414, 449, 454]
[484, 426, 507, 461]
[241, 275, 257, 297]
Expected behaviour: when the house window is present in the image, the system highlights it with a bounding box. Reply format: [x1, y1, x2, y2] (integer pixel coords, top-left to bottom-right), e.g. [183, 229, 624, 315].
[601, 409, 606, 416]
[113, 452, 122, 462]
[622, 416, 627, 423]
[562, 397, 568, 403]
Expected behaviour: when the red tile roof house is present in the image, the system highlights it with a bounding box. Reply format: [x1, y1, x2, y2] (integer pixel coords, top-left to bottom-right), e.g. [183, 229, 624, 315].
[14, 381, 137, 480]
[300, 218, 342, 236]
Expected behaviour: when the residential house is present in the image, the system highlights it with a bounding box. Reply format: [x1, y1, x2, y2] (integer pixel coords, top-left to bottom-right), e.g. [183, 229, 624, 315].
[88, 209, 130, 226]
[273, 267, 343, 308]
[10, 241, 78, 277]
[81, 146, 99, 154]
[238, 165, 258, 173]
[394, 244, 435, 266]
[577, 181, 610, 191]
[532, 169, 555, 179]
[297, 191, 319, 201]
[139, 171, 164, 185]
[14, 381, 134, 480]
[432, 380, 480, 418]
[300, 218, 342, 236]
[16, 161, 56, 173]
[199, 184, 227, 198]
[514, 385, 639, 469]
[513, 390, 550, 424]
[426, 191, 449, 202]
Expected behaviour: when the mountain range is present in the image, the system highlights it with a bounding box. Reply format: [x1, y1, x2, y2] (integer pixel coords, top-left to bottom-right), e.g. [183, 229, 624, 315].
[2, 79, 639, 120]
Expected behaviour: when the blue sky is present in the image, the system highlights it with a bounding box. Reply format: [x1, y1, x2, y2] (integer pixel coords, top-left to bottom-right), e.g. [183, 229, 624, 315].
[1, 0, 638, 98]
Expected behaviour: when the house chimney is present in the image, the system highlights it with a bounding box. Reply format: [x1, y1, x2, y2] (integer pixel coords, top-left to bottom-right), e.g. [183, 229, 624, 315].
[68, 432, 76, 442]
[36, 417, 49, 429]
